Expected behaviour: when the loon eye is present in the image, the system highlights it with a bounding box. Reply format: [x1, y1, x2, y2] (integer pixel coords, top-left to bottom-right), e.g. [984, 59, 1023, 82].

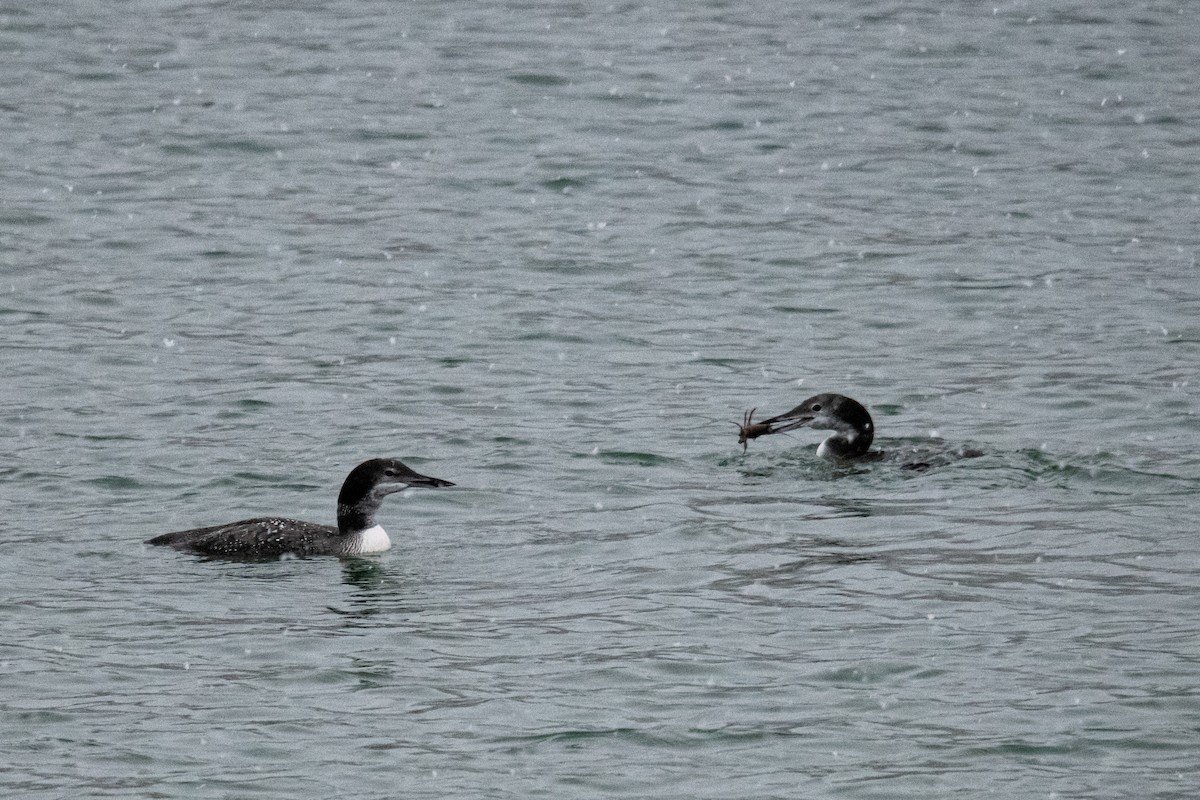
[811, 403, 822, 412]
[384, 469, 398, 477]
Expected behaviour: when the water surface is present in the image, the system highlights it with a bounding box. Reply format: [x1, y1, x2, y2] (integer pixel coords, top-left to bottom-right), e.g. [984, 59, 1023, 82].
[3, 1, 1199, 797]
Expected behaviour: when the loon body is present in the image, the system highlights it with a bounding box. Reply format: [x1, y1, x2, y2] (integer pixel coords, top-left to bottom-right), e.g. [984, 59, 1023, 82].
[145, 458, 453, 559]
[738, 393, 980, 469]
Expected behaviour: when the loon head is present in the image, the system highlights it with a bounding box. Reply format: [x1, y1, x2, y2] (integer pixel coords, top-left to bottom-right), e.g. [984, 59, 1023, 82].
[759, 393, 875, 459]
[337, 458, 454, 533]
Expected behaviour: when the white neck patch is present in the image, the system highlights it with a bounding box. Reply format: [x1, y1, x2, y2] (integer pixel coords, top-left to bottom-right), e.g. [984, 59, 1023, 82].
[817, 438, 832, 459]
[351, 524, 391, 554]
[816, 437, 852, 460]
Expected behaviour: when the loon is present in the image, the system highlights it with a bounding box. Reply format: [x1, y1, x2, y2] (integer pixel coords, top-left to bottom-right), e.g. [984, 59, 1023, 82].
[738, 392, 981, 469]
[145, 458, 453, 559]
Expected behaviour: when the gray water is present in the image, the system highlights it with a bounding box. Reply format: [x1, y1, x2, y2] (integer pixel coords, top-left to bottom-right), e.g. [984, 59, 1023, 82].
[3, 1, 1199, 797]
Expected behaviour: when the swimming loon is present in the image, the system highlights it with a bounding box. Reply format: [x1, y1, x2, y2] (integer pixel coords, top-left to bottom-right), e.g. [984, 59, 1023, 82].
[739, 393, 876, 459]
[145, 458, 453, 559]
[738, 392, 980, 469]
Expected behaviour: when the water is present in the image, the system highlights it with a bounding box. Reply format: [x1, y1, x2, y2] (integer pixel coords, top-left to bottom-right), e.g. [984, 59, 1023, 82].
[3, 1, 1199, 797]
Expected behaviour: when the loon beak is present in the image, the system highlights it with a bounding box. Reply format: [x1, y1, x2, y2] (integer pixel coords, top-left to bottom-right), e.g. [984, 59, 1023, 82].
[404, 470, 455, 489]
[758, 409, 816, 435]
[376, 467, 454, 497]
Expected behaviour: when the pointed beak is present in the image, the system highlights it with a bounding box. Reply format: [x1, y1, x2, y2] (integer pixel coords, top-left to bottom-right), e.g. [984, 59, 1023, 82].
[758, 409, 816, 435]
[375, 470, 454, 498]
[405, 470, 454, 489]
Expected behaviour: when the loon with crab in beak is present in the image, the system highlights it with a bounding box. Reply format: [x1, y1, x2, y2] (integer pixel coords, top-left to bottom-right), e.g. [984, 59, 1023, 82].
[739, 393, 875, 459]
[737, 392, 983, 470]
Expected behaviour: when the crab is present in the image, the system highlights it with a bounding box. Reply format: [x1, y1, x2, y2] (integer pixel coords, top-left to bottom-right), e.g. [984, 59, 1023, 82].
[736, 407, 775, 453]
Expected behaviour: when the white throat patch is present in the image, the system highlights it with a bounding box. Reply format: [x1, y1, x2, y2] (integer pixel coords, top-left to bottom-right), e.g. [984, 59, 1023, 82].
[352, 524, 391, 554]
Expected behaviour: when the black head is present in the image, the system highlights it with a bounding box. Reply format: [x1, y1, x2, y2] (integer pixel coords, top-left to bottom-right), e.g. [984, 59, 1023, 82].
[334, 458, 454, 535]
[338, 458, 454, 507]
[760, 393, 874, 458]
